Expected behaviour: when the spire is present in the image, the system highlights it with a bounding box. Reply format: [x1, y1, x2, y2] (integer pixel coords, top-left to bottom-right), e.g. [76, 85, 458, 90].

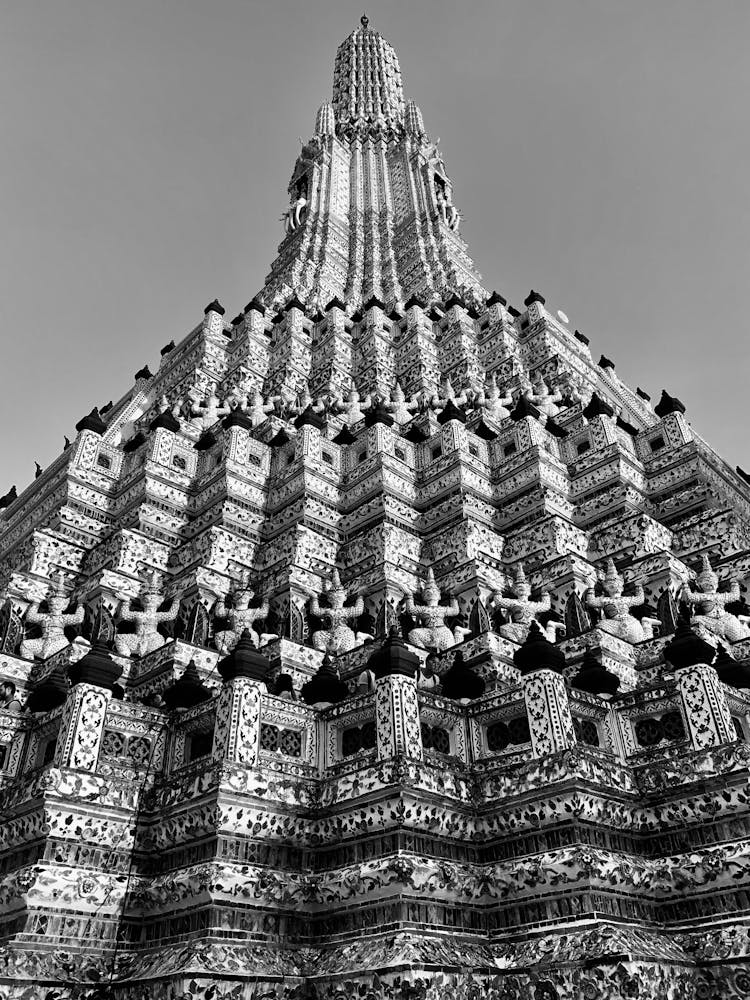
[332, 17, 405, 132]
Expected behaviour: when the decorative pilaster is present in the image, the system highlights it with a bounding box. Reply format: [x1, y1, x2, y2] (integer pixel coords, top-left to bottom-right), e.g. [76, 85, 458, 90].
[522, 670, 577, 757]
[375, 674, 423, 760]
[295, 423, 322, 462]
[53, 683, 111, 771]
[212, 677, 263, 765]
[675, 663, 735, 750]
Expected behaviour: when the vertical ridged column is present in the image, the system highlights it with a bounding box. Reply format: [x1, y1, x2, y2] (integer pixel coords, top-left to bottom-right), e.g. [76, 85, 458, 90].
[375, 674, 423, 760]
[212, 678, 263, 765]
[54, 684, 111, 771]
[676, 663, 735, 750]
[522, 669, 577, 757]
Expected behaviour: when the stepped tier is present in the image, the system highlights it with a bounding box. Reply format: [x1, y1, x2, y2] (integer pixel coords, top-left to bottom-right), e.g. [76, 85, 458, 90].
[1, 16, 750, 1000]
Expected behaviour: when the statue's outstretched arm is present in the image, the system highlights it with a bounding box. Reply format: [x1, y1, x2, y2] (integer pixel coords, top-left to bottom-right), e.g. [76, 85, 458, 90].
[70, 604, 85, 625]
[157, 597, 180, 622]
[118, 603, 137, 622]
[678, 584, 696, 605]
[585, 591, 603, 610]
[627, 584, 645, 608]
[446, 599, 460, 617]
[24, 602, 43, 625]
[491, 595, 513, 612]
[308, 595, 322, 617]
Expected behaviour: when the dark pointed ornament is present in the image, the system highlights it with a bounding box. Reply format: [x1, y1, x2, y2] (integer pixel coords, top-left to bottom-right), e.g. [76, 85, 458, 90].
[26, 665, 69, 713]
[363, 295, 386, 311]
[285, 295, 306, 313]
[474, 419, 498, 441]
[654, 390, 686, 417]
[524, 290, 545, 307]
[513, 621, 566, 676]
[616, 415, 638, 436]
[123, 432, 147, 453]
[150, 409, 180, 433]
[444, 293, 467, 311]
[267, 428, 291, 448]
[68, 640, 122, 691]
[510, 396, 541, 422]
[223, 407, 253, 431]
[301, 654, 349, 706]
[437, 399, 466, 425]
[714, 643, 750, 689]
[404, 422, 429, 443]
[332, 424, 358, 444]
[204, 299, 225, 316]
[244, 298, 266, 316]
[571, 649, 620, 699]
[583, 393, 615, 420]
[440, 649, 486, 701]
[294, 406, 326, 430]
[134, 365, 153, 382]
[367, 626, 419, 679]
[364, 402, 394, 428]
[217, 630, 271, 683]
[663, 617, 715, 670]
[75, 408, 107, 435]
[194, 431, 217, 451]
[162, 659, 212, 710]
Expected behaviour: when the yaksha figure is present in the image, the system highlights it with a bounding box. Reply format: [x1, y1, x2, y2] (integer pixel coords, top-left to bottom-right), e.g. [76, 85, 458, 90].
[189, 390, 231, 431]
[244, 388, 276, 427]
[20, 573, 86, 660]
[474, 374, 514, 424]
[214, 571, 276, 652]
[308, 569, 370, 654]
[585, 559, 660, 643]
[404, 569, 465, 652]
[114, 571, 180, 658]
[681, 555, 750, 644]
[340, 385, 367, 428]
[520, 376, 563, 427]
[490, 563, 562, 644]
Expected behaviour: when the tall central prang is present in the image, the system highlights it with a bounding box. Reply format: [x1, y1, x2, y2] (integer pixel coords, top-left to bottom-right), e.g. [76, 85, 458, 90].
[0, 17, 749, 1000]
[265, 16, 483, 316]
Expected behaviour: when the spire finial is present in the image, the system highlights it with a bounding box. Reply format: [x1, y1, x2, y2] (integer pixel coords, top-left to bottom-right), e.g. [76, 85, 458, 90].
[361, 13, 369, 29]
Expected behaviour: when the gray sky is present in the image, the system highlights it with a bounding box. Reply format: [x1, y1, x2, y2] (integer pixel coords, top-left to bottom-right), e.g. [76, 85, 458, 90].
[2, 1, 749, 491]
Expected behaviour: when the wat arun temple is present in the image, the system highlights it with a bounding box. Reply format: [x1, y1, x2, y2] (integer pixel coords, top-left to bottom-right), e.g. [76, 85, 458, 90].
[2, 16, 750, 1000]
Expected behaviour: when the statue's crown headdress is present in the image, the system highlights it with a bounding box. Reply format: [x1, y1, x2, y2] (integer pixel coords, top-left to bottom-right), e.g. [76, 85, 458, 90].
[697, 554, 717, 590]
[604, 558, 621, 588]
